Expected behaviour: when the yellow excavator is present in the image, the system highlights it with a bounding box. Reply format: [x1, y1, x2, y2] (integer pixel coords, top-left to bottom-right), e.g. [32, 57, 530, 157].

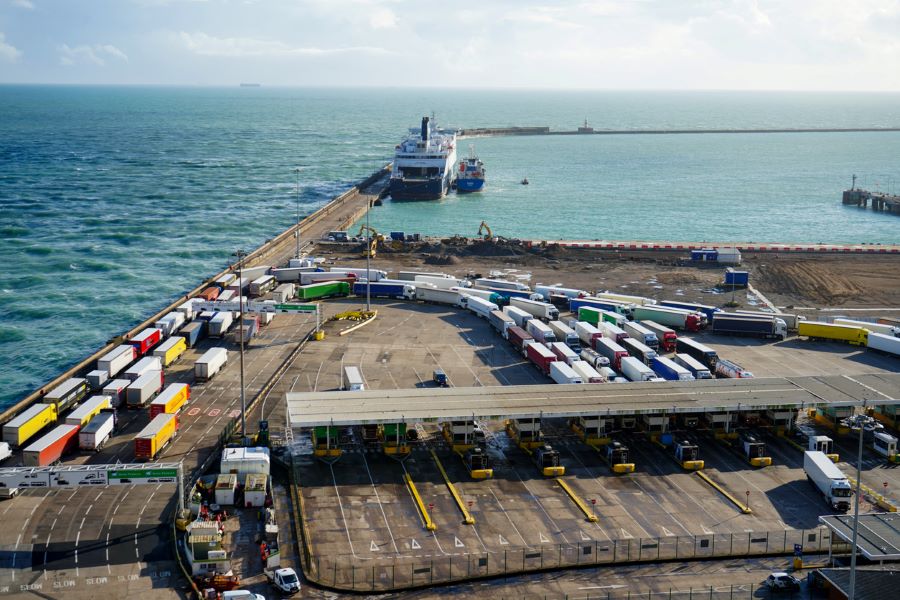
[356, 224, 384, 258]
[477, 220, 493, 241]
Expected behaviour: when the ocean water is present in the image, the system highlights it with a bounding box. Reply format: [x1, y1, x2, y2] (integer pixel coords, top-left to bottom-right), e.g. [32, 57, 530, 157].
[1, 86, 899, 409]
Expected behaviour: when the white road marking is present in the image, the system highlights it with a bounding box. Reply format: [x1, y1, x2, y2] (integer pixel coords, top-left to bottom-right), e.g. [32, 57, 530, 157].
[327, 463, 365, 561]
[362, 453, 400, 554]
[487, 486, 529, 547]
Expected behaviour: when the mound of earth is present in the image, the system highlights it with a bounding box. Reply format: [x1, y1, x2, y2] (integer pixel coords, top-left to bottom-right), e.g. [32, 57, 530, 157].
[755, 261, 868, 305]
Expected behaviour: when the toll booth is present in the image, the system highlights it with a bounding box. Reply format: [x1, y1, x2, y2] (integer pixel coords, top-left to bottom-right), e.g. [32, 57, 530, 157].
[312, 425, 341, 457]
[507, 418, 544, 449]
[739, 410, 763, 427]
[737, 432, 771, 467]
[873, 404, 900, 429]
[704, 412, 738, 438]
[603, 440, 635, 474]
[571, 416, 613, 445]
[808, 435, 839, 462]
[443, 419, 477, 452]
[814, 406, 852, 435]
[872, 431, 899, 463]
[617, 415, 637, 431]
[677, 414, 701, 429]
[463, 446, 493, 479]
[641, 414, 670, 434]
[765, 409, 795, 433]
[380, 422, 410, 456]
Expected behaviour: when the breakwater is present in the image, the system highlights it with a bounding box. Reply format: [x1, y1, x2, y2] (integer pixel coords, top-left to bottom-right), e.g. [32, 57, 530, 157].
[458, 126, 900, 138]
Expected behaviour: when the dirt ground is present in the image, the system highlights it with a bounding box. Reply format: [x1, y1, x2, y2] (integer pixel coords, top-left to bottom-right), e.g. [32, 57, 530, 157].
[315, 240, 900, 314]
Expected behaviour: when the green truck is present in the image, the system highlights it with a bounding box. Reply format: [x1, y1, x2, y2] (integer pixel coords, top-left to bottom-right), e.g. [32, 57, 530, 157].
[577, 306, 625, 327]
[296, 281, 350, 301]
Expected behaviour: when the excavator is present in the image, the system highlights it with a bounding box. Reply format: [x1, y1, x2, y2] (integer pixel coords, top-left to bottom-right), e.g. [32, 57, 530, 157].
[477, 220, 493, 241]
[356, 224, 385, 258]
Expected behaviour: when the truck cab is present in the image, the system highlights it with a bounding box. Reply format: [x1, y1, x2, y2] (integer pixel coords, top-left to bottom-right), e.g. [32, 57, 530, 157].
[605, 441, 635, 474]
[432, 369, 448, 387]
[739, 433, 772, 467]
[534, 445, 564, 477]
[464, 446, 493, 479]
[675, 441, 704, 470]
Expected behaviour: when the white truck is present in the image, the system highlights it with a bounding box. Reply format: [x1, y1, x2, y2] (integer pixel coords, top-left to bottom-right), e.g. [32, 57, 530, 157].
[464, 296, 499, 319]
[194, 348, 228, 382]
[123, 356, 163, 382]
[835, 318, 900, 337]
[417, 275, 468, 290]
[126, 371, 163, 407]
[527, 320, 557, 345]
[342, 366, 365, 391]
[97, 344, 135, 377]
[154, 311, 186, 337]
[570, 360, 605, 383]
[474, 277, 529, 291]
[503, 305, 533, 329]
[804, 450, 852, 512]
[594, 291, 656, 306]
[79, 412, 115, 451]
[673, 353, 713, 379]
[548, 341, 578, 366]
[547, 320, 580, 350]
[868, 332, 900, 358]
[622, 321, 660, 351]
[416, 286, 465, 307]
[509, 297, 559, 321]
[575, 321, 603, 350]
[208, 311, 234, 338]
[549, 361, 583, 385]
[534, 285, 586, 301]
[620, 356, 656, 382]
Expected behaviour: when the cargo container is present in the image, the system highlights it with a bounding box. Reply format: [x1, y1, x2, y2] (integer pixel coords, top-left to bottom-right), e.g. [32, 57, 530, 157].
[574, 321, 604, 349]
[150, 383, 190, 417]
[569, 296, 634, 317]
[102, 379, 130, 408]
[650, 356, 695, 381]
[330, 267, 387, 282]
[42, 378, 89, 414]
[570, 360, 605, 383]
[398, 270, 452, 281]
[198, 286, 220, 301]
[298, 272, 355, 286]
[632, 306, 703, 332]
[550, 361, 583, 384]
[640, 321, 678, 352]
[579, 347, 611, 369]
[834, 318, 900, 337]
[86, 369, 109, 390]
[244, 473, 268, 507]
[724, 268, 749, 287]
[578, 306, 628, 329]
[620, 356, 656, 382]
[797, 321, 868, 346]
[622, 321, 659, 351]
[597, 321, 629, 344]
[868, 332, 900, 358]
[527, 342, 558, 375]
[97, 344, 137, 377]
[134, 413, 178, 461]
[711, 314, 787, 340]
[526, 319, 557, 344]
[342, 366, 365, 391]
[271, 266, 317, 282]
[195, 348, 228, 382]
[660, 300, 720, 323]
[416, 275, 467, 290]
[3, 403, 57, 447]
[548, 342, 579, 366]
[215, 474, 239, 505]
[196, 310, 215, 322]
[207, 311, 234, 338]
[126, 370, 164, 408]
[454, 286, 505, 306]
[217, 289, 236, 303]
[65, 394, 112, 427]
[22, 424, 79, 467]
[215, 273, 237, 288]
[128, 328, 162, 356]
[507, 326, 535, 356]
[675, 338, 719, 370]
[621, 338, 657, 365]
[355, 281, 416, 300]
[226, 276, 250, 294]
[673, 353, 713, 379]
[220, 446, 271, 476]
[249, 274, 277, 297]
[465, 296, 499, 319]
[473, 278, 529, 291]
[123, 356, 163, 381]
[416, 286, 465, 306]
[152, 336, 187, 367]
[509, 297, 559, 321]
[78, 412, 115, 452]
[175, 298, 199, 321]
[534, 285, 586, 301]
[502, 305, 533, 329]
[178, 321, 206, 348]
[715, 359, 753, 379]
[488, 310, 516, 338]
[475, 286, 544, 301]
[547, 320, 580, 350]
[593, 292, 656, 306]
[154, 311, 185, 337]
[594, 338, 629, 371]
[272, 283, 296, 303]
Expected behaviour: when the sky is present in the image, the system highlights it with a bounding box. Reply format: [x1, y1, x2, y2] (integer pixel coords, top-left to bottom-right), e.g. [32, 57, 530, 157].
[1, 0, 900, 89]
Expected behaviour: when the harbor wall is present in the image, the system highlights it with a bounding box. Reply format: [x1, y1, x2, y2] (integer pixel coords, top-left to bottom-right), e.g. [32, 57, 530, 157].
[459, 126, 900, 138]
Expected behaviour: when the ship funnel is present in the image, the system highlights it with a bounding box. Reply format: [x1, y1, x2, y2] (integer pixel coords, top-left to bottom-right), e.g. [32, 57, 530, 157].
[421, 116, 430, 141]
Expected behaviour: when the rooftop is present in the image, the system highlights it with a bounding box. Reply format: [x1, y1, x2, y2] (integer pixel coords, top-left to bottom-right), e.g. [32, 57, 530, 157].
[819, 513, 900, 561]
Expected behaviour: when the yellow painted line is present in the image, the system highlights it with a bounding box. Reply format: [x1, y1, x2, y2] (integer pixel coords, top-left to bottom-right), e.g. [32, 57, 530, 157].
[695, 471, 752, 514]
[338, 312, 378, 336]
[404, 472, 437, 531]
[430, 449, 475, 525]
[556, 477, 598, 522]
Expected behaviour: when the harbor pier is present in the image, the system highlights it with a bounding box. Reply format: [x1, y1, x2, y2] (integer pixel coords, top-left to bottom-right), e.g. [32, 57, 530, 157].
[843, 186, 900, 215]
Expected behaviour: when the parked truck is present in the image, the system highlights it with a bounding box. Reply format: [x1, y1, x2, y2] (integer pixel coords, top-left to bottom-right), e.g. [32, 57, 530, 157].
[208, 311, 234, 338]
[473, 278, 528, 291]
[507, 326, 534, 356]
[660, 300, 719, 323]
[579, 347, 610, 369]
[126, 370, 164, 408]
[620, 356, 656, 382]
[675, 338, 719, 370]
[488, 310, 516, 338]
[710, 314, 787, 340]
[622, 321, 659, 351]
[416, 286, 465, 307]
[3, 403, 57, 448]
[733, 310, 803, 331]
[650, 356, 695, 381]
[98, 344, 137, 377]
[65, 394, 112, 427]
[416, 275, 467, 290]
[570, 360, 605, 383]
[454, 286, 505, 305]
[42, 378, 89, 414]
[510, 297, 559, 321]
[102, 379, 130, 408]
[594, 338, 629, 371]
[550, 361, 583, 384]
[22, 424, 80, 467]
[134, 413, 179, 461]
[834, 318, 900, 337]
[804, 451, 851, 511]
[673, 353, 713, 379]
[296, 280, 351, 300]
[178, 321, 206, 348]
[641, 320, 677, 352]
[128, 328, 162, 356]
[632, 306, 703, 332]
[797, 321, 868, 346]
[548, 341, 579, 366]
[503, 305, 533, 329]
[153, 336, 187, 367]
[575, 321, 604, 350]
[534, 285, 586, 301]
[78, 412, 115, 452]
[195, 348, 228, 382]
[353, 281, 415, 300]
[465, 296, 499, 319]
[527, 342, 558, 375]
[154, 311, 186, 337]
[868, 332, 900, 358]
[249, 274, 277, 297]
[594, 292, 656, 306]
[548, 320, 580, 350]
[150, 383, 190, 417]
[621, 338, 657, 366]
[527, 319, 557, 344]
[569, 296, 633, 317]
[597, 321, 629, 344]
[715, 359, 754, 379]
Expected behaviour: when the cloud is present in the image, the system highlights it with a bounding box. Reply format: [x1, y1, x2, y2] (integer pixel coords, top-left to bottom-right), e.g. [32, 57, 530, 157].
[178, 31, 390, 57]
[369, 7, 397, 29]
[10, 0, 35, 9]
[59, 44, 129, 66]
[0, 33, 22, 62]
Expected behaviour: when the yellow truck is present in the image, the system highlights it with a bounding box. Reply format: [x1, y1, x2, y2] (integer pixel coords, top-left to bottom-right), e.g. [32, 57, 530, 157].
[64, 394, 112, 428]
[798, 321, 868, 346]
[152, 336, 187, 367]
[150, 383, 190, 417]
[2, 403, 58, 448]
[134, 413, 179, 460]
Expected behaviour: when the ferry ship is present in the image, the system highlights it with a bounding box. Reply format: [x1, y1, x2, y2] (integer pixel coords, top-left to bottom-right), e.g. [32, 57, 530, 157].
[389, 116, 457, 201]
[456, 145, 485, 193]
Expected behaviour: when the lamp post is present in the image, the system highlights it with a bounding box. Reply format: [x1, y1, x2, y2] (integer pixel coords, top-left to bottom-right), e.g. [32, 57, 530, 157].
[294, 167, 302, 260]
[234, 249, 247, 439]
[365, 196, 371, 312]
[847, 407, 867, 600]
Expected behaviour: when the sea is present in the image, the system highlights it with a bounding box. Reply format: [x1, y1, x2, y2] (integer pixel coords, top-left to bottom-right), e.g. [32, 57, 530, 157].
[2, 86, 899, 410]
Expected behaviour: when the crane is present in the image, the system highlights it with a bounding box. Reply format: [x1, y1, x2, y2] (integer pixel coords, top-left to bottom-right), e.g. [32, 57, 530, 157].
[477, 221, 493, 241]
[356, 224, 384, 258]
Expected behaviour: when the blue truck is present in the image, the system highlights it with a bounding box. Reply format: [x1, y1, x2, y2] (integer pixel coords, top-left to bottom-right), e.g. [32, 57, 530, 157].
[650, 356, 695, 381]
[569, 297, 633, 317]
[710, 314, 787, 340]
[352, 281, 416, 300]
[659, 300, 721, 323]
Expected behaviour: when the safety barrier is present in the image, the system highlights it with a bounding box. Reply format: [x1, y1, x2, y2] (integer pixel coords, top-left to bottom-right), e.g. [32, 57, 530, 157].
[430, 449, 475, 525]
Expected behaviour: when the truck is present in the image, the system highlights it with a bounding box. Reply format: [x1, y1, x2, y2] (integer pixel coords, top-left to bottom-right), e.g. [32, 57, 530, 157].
[579, 347, 611, 369]
[673, 353, 713, 379]
[715, 359, 754, 379]
[128, 328, 162, 356]
[620, 356, 656, 382]
[594, 337, 629, 371]
[126, 370, 164, 408]
[575, 321, 604, 349]
[208, 311, 234, 338]
[342, 366, 365, 391]
[548, 341, 579, 366]
[249, 274, 277, 297]
[650, 356, 695, 381]
[178, 320, 206, 348]
[102, 379, 130, 408]
[526, 319, 557, 344]
[473, 277, 529, 291]
[569, 296, 633, 317]
[296, 280, 351, 300]
[570, 360, 605, 383]
[150, 383, 190, 417]
[674, 441, 704, 470]
[621, 338, 657, 365]
[503, 305, 533, 329]
[65, 394, 112, 427]
[416, 275, 467, 290]
[675, 338, 719, 370]
[660, 300, 720, 323]
[710, 314, 787, 340]
[578, 306, 628, 328]
[22, 424, 80, 467]
[632, 305, 703, 332]
[550, 361, 583, 384]
[534, 285, 586, 301]
[78, 412, 115, 452]
[194, 348, 228, 382]
[640, 320, 677, 352]
[154, 311, 186, 337]
[215, 273, 237, 287]
[42, 378, 89, 414]
[153, 336, 187, 367]
[86, 369, 109, 390]
[97, 344, 137, 377]
[454, 286, 505, 306]
[270, 266, 317, 282]
[622, 321, 659, 351]
[134, 413, 179, 461]
[737, 432, 771, 467]
[597, 321, 629, 344]
[397, 270, 452, 282]
[174, 298, 200, 321]
[733, 310, 803, 331]
[547, 320, 580, 350]
[594, 292, 656, 306]
[527, 342, 558, 375]
[488, 310, 516, 338]
[603, 441, 635, 473]
[509, 297, 559, 321]
[465, 296, 499, 319]
[507, 326, 534, 356]
[804, 450, 852, 511]
[3, 403, 57, 447]
[868, 332, 900, 358]
[797, 321, 868, 346]
[272, 282, 296, 302]
[834, 318, 900, 337]
[416, 286, 465, 306]
[329, 267, 387, 281]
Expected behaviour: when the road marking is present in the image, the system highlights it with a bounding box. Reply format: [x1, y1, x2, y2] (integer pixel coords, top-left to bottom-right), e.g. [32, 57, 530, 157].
[50, 518, 57, 531]
[362, 453, 400, 554]
[620, 528, 633, 539]
[539, 532, 550, 544]
[208, 409, 220, 417]
[487, 485, 529, 547]
[580, 530, 592, 541]
[702, 524, 714, 535]
[327, 463, 364, 560]
[188, 408, 200, 416]
[85, 504, 93, 515]
[499, 535, 509, 545]
[661, 526, 675, 537]
[229, 409, 241, 418]
[454, 536, 465, 548]
[370, 540, 380, 551]
[79, 517, 86, 530]
[410, 539, 421, 550]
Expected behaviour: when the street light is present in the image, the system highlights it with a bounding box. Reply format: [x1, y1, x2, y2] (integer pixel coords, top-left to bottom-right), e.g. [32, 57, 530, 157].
[365, 195, 371, 312]
[293, 167, 303, 260]
[233, 249, 247, 439]
[845, 406, 869, 600]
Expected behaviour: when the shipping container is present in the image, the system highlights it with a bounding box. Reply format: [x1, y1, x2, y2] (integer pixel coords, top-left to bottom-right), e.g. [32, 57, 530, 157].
[502, 305, 533, 328]
[178, 321, 206, 348]
[149, 383, 190, 417]
[154, 311, 185, 337]
[507, 326, 535, 356]
[510, 297, 559, 321]
[473, 278, 529, 291]
[126, 370, 164, 408]
[65, 394, 112, 427]
[550, 361, 583, 384]
[220, 446, 271, 476]
[594, 338, 630, 371]
[673, 354, 713, 379]
[133, 413, 178, 460]
[226, 276, 250, 294]
[215, 473, 239, 505]
[640, 321, 678, 352]
[215, 273, 237, 288]
[249, 274, 277, 297]
[102, 379, 130, 408]
[86, 369, 109, 390]
[797, 321, 868, 346]
[244, 473, 268, 507]
[128, 328, 162, 356]
[152, 335, 187, 367]
[621, 337, 657, 365]
[526, 319, 557, 344]
[675, 338, 719, 370]
[3, 403, 57, 447]
[123, 356, 163, 382]
[22, 424, 79, 466]
[78, 412, 115, 452]
[632, 306, 703, 332]
[570, 360, 605, 383]
[650, 356, 695, 381]
[867, 332, 900, 358]
[42, 378, 89, 414]
[272, 283, 297, 303]
[198, 286, 220, 301]
[208, 311, 234, 338]
[527, 342, 558, 375]
[620, 356, 656, 382]
[217, 289, 236, 302]
[724, 268, 749, 287]
[97, 344, 136, 377]
[296, 280, 351, 300]
[195, 348, 228, 382]
[622, 321, 659, 351]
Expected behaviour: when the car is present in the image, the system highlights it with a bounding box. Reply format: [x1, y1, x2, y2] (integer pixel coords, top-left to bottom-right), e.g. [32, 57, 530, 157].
[222, 591, 266, 600]
[267, 567, 300, 595]
[765, 572, 801, 592]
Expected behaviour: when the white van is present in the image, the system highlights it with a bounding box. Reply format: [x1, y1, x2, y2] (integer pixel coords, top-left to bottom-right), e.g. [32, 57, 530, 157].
[343, 366, 365, 391]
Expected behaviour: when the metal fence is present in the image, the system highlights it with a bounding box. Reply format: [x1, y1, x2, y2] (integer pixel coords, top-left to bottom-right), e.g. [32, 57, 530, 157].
[490, 586, 768, 600]
[298, 527, 841, 592]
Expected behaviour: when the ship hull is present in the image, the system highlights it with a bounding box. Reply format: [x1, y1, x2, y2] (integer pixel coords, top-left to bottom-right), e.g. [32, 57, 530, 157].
[456, 178, 484, 193]
[389, 176, 448, 201]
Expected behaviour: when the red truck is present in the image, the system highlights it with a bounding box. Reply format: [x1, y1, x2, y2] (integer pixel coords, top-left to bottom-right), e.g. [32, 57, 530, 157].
[507, 326, 534, 356]
[128, 328, 162, 357]
[640, 320, 678, 353]
[22, 424, 80, 467]
[526, 342, 558, 375]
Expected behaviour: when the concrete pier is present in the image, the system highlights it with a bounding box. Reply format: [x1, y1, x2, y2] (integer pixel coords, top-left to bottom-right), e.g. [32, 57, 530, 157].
[842, 187, 900, 215]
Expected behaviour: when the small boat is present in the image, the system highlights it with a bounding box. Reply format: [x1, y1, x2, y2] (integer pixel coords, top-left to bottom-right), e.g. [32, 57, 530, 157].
[521, 177, 529, 185]
[456, 145, 485, 193]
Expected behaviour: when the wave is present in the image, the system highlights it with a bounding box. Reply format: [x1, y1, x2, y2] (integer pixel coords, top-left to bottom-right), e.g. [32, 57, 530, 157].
[0, 226, 29, 238]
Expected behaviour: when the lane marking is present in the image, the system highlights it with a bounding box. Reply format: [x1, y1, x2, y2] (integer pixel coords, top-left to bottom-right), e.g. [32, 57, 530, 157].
[539, 532, 550, 544]
[454, 536, 464, 548]
[499, 535, 509, 545]
[370, 540, 380, 552]
[410, 539, 421, 550]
